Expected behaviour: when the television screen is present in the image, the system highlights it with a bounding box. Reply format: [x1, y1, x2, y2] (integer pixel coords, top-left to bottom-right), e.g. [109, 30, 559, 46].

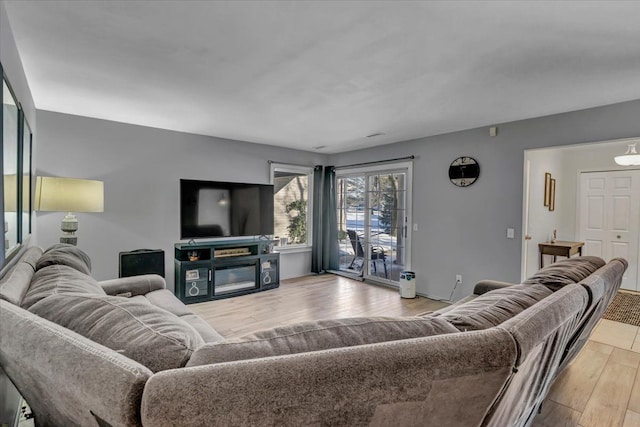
[180, 179, 274, 239]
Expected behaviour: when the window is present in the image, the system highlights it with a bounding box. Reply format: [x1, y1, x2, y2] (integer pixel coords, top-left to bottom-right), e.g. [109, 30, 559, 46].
[271, 164, 313, 247]
[336, 161, 412, 283]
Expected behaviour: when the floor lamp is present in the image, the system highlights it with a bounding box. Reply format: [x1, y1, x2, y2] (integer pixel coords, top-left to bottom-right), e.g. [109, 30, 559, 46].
[35, 176, 104, 245]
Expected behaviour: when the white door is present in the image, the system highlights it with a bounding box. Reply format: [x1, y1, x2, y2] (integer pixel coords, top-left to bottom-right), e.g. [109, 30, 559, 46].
[579, 170, 640, 291]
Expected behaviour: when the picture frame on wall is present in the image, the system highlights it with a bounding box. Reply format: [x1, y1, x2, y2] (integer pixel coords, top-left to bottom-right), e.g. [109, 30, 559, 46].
[549, 178, 556, 212]
[544, 172, 551, 207]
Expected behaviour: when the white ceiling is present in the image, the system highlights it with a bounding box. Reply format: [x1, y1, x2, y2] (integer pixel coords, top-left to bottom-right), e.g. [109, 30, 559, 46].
[4, 1, 640, 154]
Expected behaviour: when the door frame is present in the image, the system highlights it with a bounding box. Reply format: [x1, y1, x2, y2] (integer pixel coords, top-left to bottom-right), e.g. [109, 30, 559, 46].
[335, 161, 413, 285]
[521, 159, 531, 281]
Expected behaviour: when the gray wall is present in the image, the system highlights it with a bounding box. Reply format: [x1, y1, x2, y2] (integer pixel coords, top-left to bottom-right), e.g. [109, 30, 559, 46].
[329, 99, 640, 300]
[522, 147, 565, 279]
[31, 93, 640, 299]
[0, 1, 35, 127]
[35, 110, 326, 289]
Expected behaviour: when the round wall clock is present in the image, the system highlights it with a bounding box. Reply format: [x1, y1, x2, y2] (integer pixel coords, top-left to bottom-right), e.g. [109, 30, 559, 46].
[448, 156, 480, 187]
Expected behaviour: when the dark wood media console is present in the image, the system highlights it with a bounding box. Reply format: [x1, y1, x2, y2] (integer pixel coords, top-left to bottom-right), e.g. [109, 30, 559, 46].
[174, 239, 279, 304]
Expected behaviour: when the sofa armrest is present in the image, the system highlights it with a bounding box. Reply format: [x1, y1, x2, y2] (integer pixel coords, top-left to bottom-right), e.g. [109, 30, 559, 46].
[99, 274, 166, 297]
[473, 280, 516, 295]
[0, 300, 153, 426]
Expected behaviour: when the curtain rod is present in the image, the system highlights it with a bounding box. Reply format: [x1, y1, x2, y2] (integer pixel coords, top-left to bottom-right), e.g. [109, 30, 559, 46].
[267, 160, 317, 168]
[335, 155, 415, 170]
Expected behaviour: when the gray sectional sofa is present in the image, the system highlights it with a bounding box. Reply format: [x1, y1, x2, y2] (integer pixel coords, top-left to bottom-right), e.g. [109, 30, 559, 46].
[0, 244, 627, 427]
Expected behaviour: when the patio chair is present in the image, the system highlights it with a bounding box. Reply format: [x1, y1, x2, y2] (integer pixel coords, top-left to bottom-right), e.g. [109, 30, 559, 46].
[347, 229, 388, 278]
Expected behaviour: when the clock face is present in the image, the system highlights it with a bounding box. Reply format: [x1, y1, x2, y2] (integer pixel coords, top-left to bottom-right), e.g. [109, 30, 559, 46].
[448, 156, 480, 187]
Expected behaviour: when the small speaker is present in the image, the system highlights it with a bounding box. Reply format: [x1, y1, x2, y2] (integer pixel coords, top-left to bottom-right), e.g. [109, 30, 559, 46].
[184, 267, 208, 298]
[260, 258, 277, 287]
[186, 279, 208, 297]
[262, 271, 272, 285]
[119, 249, 165, 278]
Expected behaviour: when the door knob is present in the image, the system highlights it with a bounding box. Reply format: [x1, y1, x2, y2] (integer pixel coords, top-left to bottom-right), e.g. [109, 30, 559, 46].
[524, 235, 532, 240]
[617, 235, 621, 239]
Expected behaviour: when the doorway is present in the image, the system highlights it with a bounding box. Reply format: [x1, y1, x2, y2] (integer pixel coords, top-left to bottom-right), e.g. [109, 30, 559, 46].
[336, 163, 412, 284]
[578, 170, 640, 291]
[522, 141, 640, 291]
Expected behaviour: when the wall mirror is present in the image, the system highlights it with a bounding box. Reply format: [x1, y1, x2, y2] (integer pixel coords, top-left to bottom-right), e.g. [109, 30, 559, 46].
[1, 65, 32, 265]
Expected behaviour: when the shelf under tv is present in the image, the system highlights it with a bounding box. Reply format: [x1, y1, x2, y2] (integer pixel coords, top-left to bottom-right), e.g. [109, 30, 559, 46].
[174, 239, 279, 304]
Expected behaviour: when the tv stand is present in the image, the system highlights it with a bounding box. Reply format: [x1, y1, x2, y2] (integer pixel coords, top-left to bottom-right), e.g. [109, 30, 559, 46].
[174, 239, 279, 304]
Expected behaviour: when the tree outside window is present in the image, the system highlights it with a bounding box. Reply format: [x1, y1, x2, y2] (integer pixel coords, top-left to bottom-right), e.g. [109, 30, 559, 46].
[272, 166, 313, 246]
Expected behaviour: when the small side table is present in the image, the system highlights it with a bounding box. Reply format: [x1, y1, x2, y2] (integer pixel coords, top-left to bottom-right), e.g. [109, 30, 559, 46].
[538, 241, 585, 268]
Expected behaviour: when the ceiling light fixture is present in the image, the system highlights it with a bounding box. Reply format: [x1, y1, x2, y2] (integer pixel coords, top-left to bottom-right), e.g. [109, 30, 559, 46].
[614, 143, 640, 166]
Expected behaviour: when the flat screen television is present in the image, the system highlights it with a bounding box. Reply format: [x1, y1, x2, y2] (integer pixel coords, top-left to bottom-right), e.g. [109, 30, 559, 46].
[180, 179, 274, 239]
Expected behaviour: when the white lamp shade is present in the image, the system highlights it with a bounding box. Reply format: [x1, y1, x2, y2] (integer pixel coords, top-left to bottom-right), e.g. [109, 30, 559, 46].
[35, 177, 104, 213]
[614, 143, 640, 166]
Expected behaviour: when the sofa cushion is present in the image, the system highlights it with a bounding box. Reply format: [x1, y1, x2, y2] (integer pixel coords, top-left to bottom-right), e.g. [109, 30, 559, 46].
[186, 316, 458, 366]
[144, 289, 193, 317]
[21, 265, 105, 310]
[36, 244, 92, 275]
[427, 294, 478, 317]
[438, 284, 553, 331]
[124, 289, 223, 343]
[523, 256, 606, 291]
[29, 293, 204, 372]
[180, 314, 225, 344]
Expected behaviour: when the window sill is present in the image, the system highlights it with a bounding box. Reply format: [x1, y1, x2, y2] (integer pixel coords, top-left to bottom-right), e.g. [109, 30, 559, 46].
[275, 245, 312, 254]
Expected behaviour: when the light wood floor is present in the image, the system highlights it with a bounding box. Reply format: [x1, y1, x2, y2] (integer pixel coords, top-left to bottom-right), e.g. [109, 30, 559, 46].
[535, 319, 640, 427]
[189, 274, 449, 338]
[190, 274, 640, 427]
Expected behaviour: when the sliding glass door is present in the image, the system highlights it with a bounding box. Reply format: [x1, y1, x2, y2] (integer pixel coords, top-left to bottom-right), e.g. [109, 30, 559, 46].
[336, 163, 412, 284]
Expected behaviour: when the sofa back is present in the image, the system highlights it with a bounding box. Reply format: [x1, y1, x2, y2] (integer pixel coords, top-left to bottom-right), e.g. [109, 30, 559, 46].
[142, 328, 518, 427]
[0, 300, 152, 427]
[483, 283, 589, 427]
[558, 258, 627, 371]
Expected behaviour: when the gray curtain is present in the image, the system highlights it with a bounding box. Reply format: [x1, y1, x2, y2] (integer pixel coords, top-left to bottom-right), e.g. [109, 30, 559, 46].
[311, 165, 324, 273]
[322, 166, 339, 271]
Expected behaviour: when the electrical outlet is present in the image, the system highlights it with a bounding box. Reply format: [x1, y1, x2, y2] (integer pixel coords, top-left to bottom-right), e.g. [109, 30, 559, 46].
[456, 274, 463, 283]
